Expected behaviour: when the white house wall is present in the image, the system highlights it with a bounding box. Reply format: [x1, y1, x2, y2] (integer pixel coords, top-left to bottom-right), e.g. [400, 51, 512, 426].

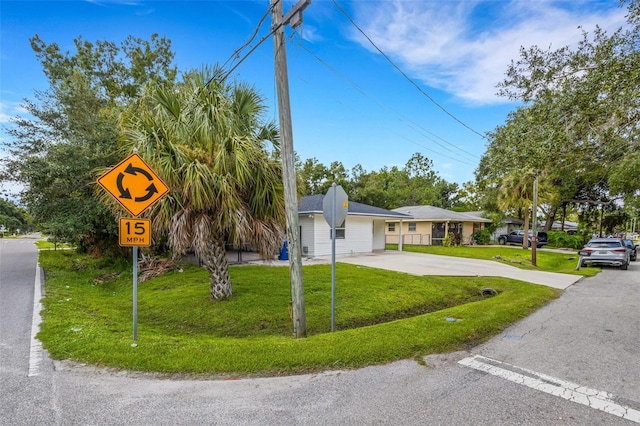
[299, 215, 316, 257]
[372, 219, 386, 251]
[312, 216, 374, 258]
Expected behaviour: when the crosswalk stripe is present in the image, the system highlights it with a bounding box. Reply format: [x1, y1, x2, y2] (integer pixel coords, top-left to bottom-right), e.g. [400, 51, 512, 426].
[459, 355, 640, 423]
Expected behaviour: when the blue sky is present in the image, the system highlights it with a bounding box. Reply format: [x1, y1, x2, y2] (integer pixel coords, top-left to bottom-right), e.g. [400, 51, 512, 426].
[0, 0, 629, 194]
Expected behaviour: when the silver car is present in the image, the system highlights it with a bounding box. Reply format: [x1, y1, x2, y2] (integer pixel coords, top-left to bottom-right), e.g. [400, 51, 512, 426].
[579, 238, 630, 270]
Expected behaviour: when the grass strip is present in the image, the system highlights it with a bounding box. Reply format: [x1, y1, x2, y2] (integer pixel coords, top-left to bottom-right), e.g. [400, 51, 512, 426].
[38, 250, 560, 377]
[386, 244, 599, 276]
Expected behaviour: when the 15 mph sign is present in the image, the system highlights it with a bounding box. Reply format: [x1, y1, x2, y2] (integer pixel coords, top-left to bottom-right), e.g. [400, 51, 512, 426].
[97, 153, 169, 217]
[119, 218, 151, 247]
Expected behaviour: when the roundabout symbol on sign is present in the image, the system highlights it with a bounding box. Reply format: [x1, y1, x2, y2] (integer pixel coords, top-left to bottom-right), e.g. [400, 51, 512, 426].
[98, 153, 169, 216]
[116, 163, 161, 203]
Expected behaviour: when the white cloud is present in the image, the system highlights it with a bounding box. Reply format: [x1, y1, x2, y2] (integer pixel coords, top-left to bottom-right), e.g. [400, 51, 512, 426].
[0, 101, 17, 124]
[300, 25, 323, 43]
[0, 100, 29, 124]
[350, 0, 628, 105]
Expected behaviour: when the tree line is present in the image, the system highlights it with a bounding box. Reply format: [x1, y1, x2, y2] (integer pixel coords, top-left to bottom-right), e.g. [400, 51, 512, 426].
[477, 0, 640, 235]
[296, 153, 470, 211]
[0, 198, 31, 235]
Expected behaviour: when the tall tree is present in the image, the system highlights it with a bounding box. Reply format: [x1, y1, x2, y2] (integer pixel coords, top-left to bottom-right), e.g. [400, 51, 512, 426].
[298, 153, 460, 210]
[297, 158, 351, 196]
[1, 34, 176, 252]
[298, 157, 329, 195]
[452, 181, 482, 212]
[496, 171, 536, 248]
[117, 67, 284, 300]
[348, 165, 397, 209]
[484, 0, 640, 231]
[0, 198, 31, 233]
[394, 153, 459, 208]
[477, 103, 572, 230]
[326, 161, 351, 194]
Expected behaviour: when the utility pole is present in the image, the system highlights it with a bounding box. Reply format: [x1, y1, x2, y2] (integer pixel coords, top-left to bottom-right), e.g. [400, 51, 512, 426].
[271, 0, 311, 338]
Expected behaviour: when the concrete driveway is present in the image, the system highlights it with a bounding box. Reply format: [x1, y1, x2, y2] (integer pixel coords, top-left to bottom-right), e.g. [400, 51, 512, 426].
[338, 251, 583, 290]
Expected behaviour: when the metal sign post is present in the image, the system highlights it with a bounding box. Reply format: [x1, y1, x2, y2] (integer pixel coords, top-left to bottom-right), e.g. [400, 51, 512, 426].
[331, 187, 336, 332]
[323, 183, 348, 331]
[118, 219, 152, 344]
[132, 246, 138, 342]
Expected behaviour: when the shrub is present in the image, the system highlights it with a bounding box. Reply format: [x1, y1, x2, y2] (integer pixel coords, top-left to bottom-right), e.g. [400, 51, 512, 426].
[471, 229, 491, 245]
[546, 231, 587, 249]
[442, 233, 458, 247]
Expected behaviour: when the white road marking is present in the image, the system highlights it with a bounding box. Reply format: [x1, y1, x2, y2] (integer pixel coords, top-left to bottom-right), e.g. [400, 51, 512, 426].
[28, 263, 43, 377]
[459, 355, 640, 424]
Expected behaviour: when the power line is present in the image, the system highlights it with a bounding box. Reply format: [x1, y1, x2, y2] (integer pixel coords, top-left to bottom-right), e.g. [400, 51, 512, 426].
[211, 1, 484, 172]
[385, 128, 477, 167]
[294, 39, 480, 165]
[216, 1, 283, 85]
[176, 4, 279, 121]
[220, 2, 275, 72]
[331, 0, 486, 140]
[213, 0, 484, 167]
[184, 3, 279, 120]
[220, 31, 275, 82]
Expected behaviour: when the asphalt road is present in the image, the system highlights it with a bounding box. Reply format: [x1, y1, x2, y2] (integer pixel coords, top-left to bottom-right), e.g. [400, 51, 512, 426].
[1, 238, 639, 425]
[0, 237, 57, 424]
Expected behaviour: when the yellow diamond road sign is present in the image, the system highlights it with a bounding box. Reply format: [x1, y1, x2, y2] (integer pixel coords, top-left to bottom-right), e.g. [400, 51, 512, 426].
[98, 153, 169, 217]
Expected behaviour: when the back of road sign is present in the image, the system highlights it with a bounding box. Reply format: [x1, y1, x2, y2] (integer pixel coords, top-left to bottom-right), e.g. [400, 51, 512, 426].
[323, 184, 349, 227]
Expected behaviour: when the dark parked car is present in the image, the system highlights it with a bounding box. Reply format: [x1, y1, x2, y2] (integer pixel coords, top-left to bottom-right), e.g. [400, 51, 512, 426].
[497, 230, 548, 248]
[578, 238, 630, 270]
[622, 239, 637, 261]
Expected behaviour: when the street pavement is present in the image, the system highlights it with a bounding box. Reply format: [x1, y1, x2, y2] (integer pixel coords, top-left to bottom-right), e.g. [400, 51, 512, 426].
[2, 238, 639, 425]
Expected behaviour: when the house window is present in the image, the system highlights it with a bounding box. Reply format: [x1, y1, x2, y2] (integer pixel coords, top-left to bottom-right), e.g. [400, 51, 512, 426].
[388, 223, 395, 232]
[329, 220, 346, 239]
[408, 222, 417, 232]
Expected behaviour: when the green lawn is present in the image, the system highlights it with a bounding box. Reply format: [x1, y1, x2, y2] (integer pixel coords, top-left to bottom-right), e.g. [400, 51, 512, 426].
[37, 249, 562, 377]
[386, 244, 600, 277]
[35, 240, 73, 250]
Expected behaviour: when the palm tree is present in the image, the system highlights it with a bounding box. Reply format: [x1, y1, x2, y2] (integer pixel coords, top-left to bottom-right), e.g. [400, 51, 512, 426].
[120, 67, 285, 299]
[497, 171, 535, 249]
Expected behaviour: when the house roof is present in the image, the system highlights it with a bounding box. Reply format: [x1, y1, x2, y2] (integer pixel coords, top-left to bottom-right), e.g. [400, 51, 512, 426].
[391, 205, 492, 223]
[453, 211, 521, 225]
[552, 220, 578, 229]
[504, 217, 525, 225]
[299, 194, 412, 219]
[461, 211, 485, 218]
